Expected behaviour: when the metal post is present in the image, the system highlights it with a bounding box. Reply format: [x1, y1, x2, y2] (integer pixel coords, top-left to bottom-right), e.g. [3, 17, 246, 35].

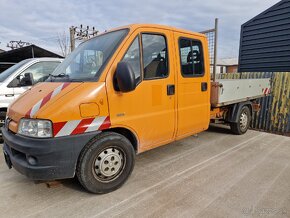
[69, 26, 75, 52]
[213, 18, 218, 82]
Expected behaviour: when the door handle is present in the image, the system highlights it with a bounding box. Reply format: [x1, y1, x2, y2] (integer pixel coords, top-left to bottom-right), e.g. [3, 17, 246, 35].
[5, 94, 14, 97]
[167, 85, 175, 96]
[201, 82, 208, 92]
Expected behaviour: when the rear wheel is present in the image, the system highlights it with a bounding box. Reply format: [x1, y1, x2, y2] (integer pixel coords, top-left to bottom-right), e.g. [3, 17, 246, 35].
[76, 132, 135, 194]
[230, 106, 251, 135]
[0, 111, 6, 143]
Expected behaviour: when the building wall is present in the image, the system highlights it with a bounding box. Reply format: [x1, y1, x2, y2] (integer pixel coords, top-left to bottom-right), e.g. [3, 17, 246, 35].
[239, 0, 290, 72]
[226, 66, 238, 73]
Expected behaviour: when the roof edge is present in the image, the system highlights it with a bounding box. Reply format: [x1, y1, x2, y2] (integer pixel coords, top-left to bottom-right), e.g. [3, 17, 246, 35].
[242, 0, 288, 27]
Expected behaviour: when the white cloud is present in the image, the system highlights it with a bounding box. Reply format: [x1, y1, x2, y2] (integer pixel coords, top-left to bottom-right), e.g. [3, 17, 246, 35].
[0, 0, 279, 58]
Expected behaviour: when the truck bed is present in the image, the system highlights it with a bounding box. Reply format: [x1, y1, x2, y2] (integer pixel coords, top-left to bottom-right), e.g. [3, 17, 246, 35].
[210, 78, 271, 107]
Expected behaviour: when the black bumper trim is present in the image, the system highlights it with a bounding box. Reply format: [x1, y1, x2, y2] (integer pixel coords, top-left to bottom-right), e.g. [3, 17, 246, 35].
[1, 127, 100, 180]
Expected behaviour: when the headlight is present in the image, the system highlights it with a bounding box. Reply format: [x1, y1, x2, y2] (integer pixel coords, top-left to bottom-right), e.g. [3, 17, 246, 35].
[18, 119, 52, 138]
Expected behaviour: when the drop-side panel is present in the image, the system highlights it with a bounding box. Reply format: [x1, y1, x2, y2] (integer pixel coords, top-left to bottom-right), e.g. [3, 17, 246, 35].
[210, 79, 271, 106]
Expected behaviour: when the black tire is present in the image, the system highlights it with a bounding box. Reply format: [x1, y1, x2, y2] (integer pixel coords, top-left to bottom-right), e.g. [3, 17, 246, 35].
[76, 132, 135, 194]
[230, 106, 251, 135]
[0, 111, 6, 143]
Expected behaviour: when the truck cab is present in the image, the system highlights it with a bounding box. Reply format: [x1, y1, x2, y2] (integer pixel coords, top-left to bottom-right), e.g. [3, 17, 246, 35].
[2, 24, 267, 194]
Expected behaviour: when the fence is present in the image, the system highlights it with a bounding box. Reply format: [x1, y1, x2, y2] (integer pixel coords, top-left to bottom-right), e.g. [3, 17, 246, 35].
[216, 72, 290, 136]
[200, 18, 218, 78]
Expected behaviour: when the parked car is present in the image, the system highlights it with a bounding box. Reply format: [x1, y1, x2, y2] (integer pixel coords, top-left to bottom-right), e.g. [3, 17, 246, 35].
[0, 58, 63, 140]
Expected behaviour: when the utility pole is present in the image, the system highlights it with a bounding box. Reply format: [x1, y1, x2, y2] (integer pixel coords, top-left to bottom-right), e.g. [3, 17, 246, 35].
[69, 25, 98, 52]
[7, 40, 32, 49]
[69, 27, 76, 52]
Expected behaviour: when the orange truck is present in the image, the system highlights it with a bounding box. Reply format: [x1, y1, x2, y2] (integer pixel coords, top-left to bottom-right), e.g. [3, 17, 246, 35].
[2, 24, 270, 194]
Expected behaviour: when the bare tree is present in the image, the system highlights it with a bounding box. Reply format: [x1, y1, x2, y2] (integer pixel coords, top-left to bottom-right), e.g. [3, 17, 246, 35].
[57, 31, 69, 57]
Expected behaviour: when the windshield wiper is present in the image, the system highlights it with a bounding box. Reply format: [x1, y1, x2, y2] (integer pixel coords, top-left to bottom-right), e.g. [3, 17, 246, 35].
[49, 73, 68, 78]
[48, 73, 69, 81]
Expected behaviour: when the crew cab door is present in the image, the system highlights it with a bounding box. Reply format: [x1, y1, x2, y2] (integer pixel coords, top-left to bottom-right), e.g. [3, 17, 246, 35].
[174, 33, 210, 138]
[107, 28, 176, 152]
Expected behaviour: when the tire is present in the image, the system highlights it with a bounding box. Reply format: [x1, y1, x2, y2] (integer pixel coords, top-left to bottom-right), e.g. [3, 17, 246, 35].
[0, 111, 6, 143]
[76, 132, 135, 194]
[230, 106, 251, 135]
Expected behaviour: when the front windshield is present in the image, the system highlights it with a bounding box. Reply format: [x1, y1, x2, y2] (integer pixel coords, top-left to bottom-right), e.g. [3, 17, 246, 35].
[50, 29, 128, 82]
[0, 59, 31, 82]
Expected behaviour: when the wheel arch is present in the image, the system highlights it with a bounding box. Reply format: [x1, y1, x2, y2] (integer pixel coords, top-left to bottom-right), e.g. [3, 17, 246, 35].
[103, 127, 139, 153]
[226, 101, 253, 123]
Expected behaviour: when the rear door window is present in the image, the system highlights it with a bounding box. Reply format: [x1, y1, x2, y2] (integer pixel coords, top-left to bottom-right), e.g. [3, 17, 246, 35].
[179, 38, 204, 77]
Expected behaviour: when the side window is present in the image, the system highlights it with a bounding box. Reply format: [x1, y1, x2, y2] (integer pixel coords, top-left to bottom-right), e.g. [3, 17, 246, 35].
[180, 39, 193, 75]
[179, 38, 204, 77]
[21, 61, 60, 84]
[122, 36, 141, 83]
[142, 34, 168, 79]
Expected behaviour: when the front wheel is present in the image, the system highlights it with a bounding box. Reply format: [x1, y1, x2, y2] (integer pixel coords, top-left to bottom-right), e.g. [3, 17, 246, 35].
[76, 132, 135, 194]
[230, 106, 251, 135]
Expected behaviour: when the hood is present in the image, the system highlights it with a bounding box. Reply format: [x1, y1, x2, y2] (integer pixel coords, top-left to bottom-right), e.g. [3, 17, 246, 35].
[8, 82, 82, 122]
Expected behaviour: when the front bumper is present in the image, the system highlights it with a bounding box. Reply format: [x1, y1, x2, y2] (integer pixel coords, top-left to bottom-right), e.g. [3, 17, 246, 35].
[1, 127, 99, 180]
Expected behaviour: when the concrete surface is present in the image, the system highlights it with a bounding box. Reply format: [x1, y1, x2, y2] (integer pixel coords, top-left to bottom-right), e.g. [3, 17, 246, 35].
[0, 126, 290, 218]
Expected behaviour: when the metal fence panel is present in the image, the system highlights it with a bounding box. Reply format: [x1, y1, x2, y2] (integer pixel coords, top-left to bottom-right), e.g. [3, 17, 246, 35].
[200, 18, 218, 78]
[216, 72, 290, 136]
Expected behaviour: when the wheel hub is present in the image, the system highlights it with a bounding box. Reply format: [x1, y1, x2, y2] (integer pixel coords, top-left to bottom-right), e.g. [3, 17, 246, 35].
[240, 112, 248, 130]
[94, 148, 123, 180]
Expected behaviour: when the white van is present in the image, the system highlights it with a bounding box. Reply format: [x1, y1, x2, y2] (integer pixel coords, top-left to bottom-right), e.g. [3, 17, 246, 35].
[0, 58, 63, 138]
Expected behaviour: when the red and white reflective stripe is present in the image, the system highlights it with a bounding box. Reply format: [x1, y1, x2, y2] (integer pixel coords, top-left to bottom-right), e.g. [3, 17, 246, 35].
[26, 83, 70, 118]
[263, 88, 270, 95]
[53, 116, 111, 137]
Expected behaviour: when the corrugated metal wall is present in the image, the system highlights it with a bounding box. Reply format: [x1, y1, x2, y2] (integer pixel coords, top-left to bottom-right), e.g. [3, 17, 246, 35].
[239, 0, 290, 72]
[216, 72, 290, 136]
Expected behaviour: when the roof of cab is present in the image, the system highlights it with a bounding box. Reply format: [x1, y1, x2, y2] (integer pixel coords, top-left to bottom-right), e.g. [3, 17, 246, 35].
[102, 23, 206, 38]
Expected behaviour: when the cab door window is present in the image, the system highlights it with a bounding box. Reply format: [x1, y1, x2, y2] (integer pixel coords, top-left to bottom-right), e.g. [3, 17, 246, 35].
[121, 33, 169, 83]
[142, 34, 168, 79]
[179, 38, 204, 77]
[122, 36, 141, 83]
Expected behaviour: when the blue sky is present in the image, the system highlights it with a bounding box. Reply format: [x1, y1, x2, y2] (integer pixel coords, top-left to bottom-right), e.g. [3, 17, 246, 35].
[0, 0, 279, 58]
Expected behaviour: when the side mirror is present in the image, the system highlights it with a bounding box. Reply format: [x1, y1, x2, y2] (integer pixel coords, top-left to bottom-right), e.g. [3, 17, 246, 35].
[19, 73, 34, 86]
[114, 62, 136, 92]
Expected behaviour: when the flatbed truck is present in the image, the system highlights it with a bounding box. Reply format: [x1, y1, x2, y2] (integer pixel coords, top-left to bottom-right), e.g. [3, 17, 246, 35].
[2, 24, 270, 193]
